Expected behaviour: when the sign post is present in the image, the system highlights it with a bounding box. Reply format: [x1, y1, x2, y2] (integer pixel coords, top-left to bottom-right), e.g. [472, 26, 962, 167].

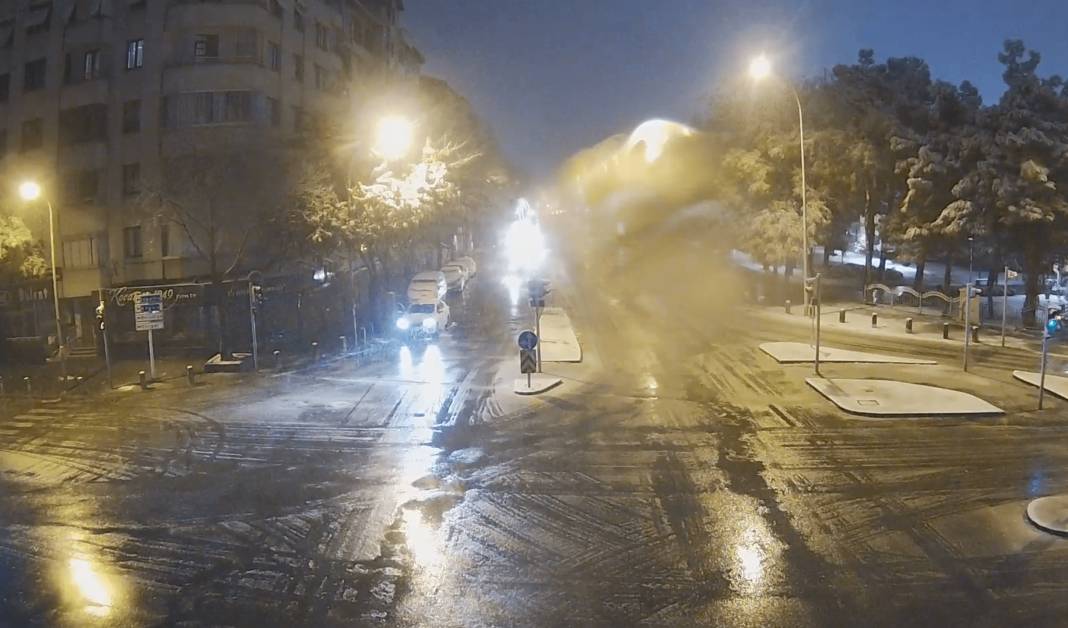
[1041, 311, 1063, 410]
[1002, 266, 1018, 348]
[963, 285, 972, 372]
[133, 291, 164, 380]
[527, 279, 551, 373]
[518, 330, 538, 388]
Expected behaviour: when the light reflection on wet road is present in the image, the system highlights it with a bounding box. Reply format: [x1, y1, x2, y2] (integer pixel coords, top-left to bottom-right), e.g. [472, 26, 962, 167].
[4, 241, 1068, 626]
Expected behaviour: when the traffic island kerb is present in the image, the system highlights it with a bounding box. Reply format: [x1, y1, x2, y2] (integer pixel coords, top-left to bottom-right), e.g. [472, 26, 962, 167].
[513, 375, 563, 395]
[806, 377, 1003, 417]
[1027, 495, 1068, 535]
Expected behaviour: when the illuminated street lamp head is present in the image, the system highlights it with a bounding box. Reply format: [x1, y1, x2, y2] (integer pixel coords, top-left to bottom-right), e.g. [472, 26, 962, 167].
[373, 115, 414, 161]
[749, 54, 772, 81]
[18, 180, 42, 201]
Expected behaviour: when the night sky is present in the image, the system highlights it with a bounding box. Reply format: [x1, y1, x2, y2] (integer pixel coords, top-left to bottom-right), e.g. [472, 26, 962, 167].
[403, 0, 1068, 180]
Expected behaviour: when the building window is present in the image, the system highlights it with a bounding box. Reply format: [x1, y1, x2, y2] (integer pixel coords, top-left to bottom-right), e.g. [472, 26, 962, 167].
[123, 226, 143, 258]
[83, 49, 101, 80]
[270, 0, 283, 18]
[193, 92, 216, 125]
[70, 169, 99, 204]
[314, 22, 329, 50]
[294, 54, 303, 82]
[21, 118, 43, 151]
[24, 58, 47, 91]
[0, 74, 9, 102]
[123, 100, 141, 133]
[314, 65, 324, 90]
[122, 163, 140, 197]
[25, 3, 52, 35]
[63, 236, 98, 269]
[223, 91, 251, 122]
[234, 29, 258, 60]
[160, 223, 171, 257]
[267, 97, 280, 127]
[126, 39, 144, 70]
[193, 34, 219, 60]
[59, 104, 108, 146]
[268, 41, 281, 71]
[293, 106, 305, 132]
[294, 9, 304, 32]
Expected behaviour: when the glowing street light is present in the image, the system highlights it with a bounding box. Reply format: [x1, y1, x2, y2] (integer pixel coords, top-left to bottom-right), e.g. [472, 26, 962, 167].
[748, 54, 811, 313]
[748, 54, 772, 81]
[19, 179, 66, 378]
[373, 114, 415, 161]
[18, 180, 42, 201]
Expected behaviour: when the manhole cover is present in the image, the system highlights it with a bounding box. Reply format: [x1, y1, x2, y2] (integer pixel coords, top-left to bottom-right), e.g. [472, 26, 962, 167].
[856, 399, 880, 406]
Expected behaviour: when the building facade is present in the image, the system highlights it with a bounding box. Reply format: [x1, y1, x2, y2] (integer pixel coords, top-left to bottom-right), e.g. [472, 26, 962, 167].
[0, 0, 421, 345]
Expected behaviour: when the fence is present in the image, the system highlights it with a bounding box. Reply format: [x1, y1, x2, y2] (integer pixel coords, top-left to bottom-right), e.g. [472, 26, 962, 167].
[866, 283, 1065, 330]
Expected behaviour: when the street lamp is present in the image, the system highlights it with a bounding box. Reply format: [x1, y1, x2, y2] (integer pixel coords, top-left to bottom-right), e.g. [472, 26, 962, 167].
[19, 180, 66, 379]
[749, 54, 810, 313]
[373, 114, 414, 162]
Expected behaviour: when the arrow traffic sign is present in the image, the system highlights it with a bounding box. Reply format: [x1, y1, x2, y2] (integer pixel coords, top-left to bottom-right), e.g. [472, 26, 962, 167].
[519, 349, 537, 374]
[517, 330, 538, 350]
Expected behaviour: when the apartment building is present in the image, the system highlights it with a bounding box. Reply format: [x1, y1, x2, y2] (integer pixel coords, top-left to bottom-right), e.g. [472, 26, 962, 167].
[0, 0, 422, 345]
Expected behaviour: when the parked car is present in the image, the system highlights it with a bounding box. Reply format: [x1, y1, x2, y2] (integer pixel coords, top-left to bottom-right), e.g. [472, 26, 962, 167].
[395, 300, 450, 337]
[407, 271, 447, 302]
[441, 264, 467, 292]
[453, 256, 477, 278]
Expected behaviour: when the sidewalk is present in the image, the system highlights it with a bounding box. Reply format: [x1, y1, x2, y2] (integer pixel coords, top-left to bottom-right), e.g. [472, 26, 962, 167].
[755, 301, 1068, 359]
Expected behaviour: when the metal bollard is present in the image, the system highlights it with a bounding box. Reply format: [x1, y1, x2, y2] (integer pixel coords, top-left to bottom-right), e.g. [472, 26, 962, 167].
[785, 300, 792, 314]
[186, 365, 195, 386]
[871, 313, 878, 328]
[340, 335, 348, 353]
[312, 341, 320, 362]
[139, 370, 148, 390]
[971, 325, 980, 343]
[23, 376, 31, 397]
[839, 309, 846, 323]
[906, 318, 913, 333]
[943, 322, 950, 339]
[273, 349, 282, 370]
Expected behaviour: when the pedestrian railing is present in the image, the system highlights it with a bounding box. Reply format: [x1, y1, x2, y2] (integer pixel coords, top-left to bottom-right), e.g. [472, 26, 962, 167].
[866, 283, 960, 316]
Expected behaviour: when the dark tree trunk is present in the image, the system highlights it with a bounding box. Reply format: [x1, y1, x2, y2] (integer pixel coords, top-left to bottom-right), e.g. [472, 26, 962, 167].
[878, 250, 887, 280]
[913, 249, 927, 290]
[822, 244, 832, 267]
[1022, 243, 1043, 328]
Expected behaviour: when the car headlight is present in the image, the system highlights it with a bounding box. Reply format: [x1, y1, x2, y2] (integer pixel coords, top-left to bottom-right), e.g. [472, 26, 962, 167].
[422, 318, 437, 331]
[396, 317, 410, 330]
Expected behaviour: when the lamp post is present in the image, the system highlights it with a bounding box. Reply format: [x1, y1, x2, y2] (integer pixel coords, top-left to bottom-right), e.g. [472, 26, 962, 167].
[750, 54, 810, 314]
[19, 180, 66, 380]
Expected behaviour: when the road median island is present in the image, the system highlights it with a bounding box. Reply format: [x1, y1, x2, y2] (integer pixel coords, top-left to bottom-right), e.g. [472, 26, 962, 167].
[1012, 371, 1068, 401]
[539, 307, 582, 362]
[760, 341, 936, 364]
[806, 377, 1003, 417]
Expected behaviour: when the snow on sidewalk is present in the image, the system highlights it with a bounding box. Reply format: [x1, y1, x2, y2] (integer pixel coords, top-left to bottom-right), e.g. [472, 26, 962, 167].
[807, 378, 1003, 417]
[539, 307, 582, 362]
[1012, 371, 1068, 401]
[761, 341, 936, 365]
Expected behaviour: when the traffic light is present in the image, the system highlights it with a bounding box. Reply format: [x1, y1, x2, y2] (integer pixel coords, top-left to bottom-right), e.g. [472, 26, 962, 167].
[527, 278, 551, 307]
[95, 302, 106, 331]
[1047, 315, 1062, 337]
[251, 284, 265, 308]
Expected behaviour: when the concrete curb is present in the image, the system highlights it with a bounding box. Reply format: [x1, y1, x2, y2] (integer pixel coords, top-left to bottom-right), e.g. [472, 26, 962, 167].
[513, 376, 563, 395]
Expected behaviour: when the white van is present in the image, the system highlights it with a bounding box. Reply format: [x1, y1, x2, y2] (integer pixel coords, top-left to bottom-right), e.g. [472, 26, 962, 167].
[407, 271, 447, 302]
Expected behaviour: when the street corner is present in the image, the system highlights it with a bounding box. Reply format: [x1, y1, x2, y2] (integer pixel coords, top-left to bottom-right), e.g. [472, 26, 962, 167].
[513, 375, 563, 395]
[806, 377, 1003, 417]
[760, 342, 937, 365]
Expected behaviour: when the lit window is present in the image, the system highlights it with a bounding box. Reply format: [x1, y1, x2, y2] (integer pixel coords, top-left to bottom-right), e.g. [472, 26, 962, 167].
[126, 39, 144, 70]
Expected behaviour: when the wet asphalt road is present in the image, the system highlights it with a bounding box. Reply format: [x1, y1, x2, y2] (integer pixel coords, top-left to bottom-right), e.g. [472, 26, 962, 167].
[4, 247, 1068, 626]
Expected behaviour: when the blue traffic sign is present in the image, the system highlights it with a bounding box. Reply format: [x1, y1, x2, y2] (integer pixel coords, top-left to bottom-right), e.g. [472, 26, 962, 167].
[517, 330, 538, 350]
